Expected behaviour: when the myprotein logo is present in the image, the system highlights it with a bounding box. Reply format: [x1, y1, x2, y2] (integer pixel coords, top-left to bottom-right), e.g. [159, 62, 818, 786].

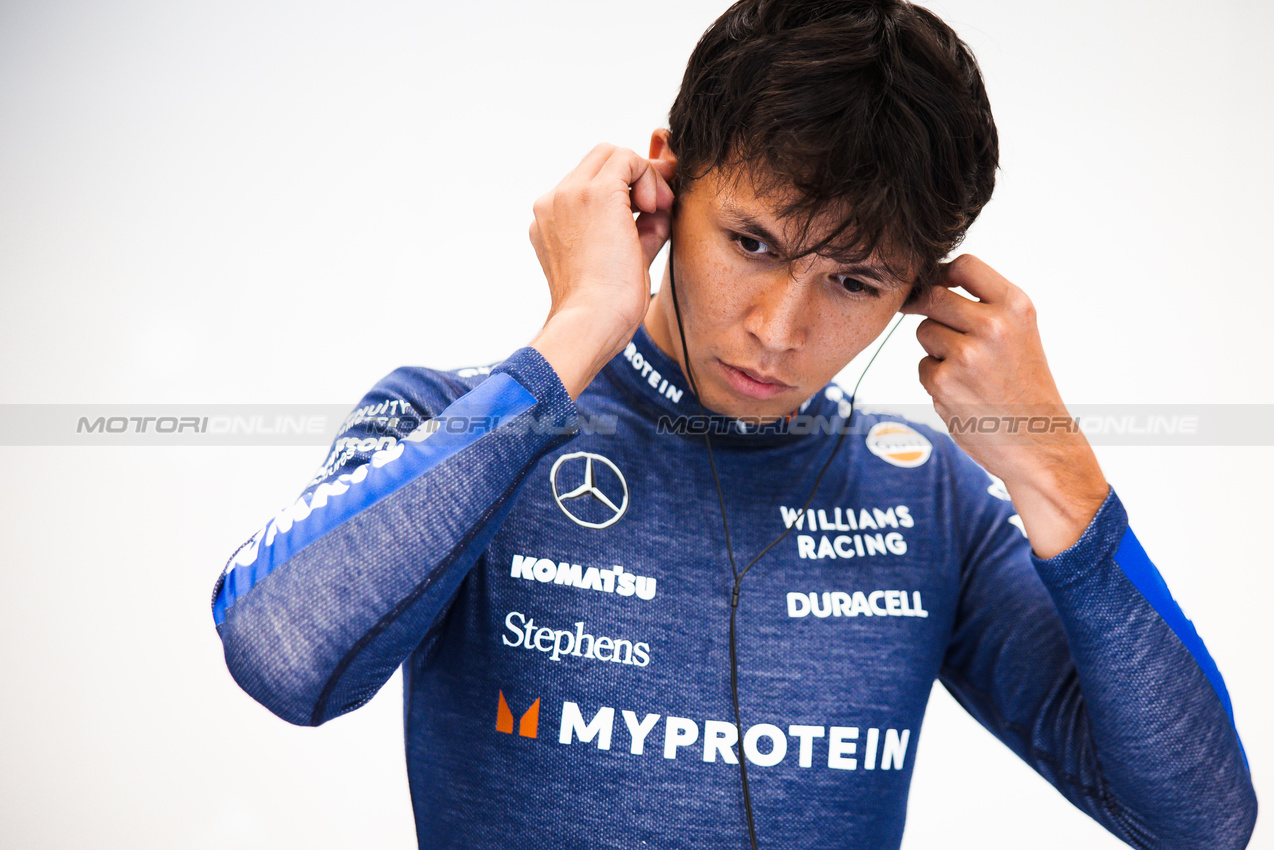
[621, 340, 684, 403]
[496, 691, 540, 738]
[510, 553, 657, 601]
[550, 451, 629, 529]
[496, 697, 912, 773]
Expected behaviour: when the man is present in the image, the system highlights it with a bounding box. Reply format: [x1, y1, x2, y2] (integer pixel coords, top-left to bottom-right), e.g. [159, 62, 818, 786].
[211, 1, 1256, 847]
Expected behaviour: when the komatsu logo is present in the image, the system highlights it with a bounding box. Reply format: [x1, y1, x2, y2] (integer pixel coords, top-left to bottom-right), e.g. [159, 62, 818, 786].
[510, 554, 657, 601]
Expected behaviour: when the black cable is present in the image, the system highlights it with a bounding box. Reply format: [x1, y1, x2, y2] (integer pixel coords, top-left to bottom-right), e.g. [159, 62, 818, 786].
[665, 234, 905, 850]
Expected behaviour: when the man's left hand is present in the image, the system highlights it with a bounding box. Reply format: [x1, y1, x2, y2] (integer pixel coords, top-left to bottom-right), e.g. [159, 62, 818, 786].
[901, 254, 1109, 558]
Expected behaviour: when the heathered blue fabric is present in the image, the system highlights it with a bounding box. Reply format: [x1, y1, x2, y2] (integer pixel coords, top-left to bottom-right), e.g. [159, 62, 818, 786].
[211, 372, 538, 626]
[212, 324, 1256, 849]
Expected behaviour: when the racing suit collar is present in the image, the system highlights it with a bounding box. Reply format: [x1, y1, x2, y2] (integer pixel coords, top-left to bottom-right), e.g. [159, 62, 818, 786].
[599, 322, 850, 445]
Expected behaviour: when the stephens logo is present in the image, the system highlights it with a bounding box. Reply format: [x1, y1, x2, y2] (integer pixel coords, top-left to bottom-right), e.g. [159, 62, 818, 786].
[502, 611, 651, 667]
[865, 422, 932, 468]
[550, 452, 629, 529]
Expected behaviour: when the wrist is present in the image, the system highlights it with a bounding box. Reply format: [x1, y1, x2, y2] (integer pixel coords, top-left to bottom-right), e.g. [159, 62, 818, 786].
[1000, 440, 1110, 559]
[530, 309, 634, 401]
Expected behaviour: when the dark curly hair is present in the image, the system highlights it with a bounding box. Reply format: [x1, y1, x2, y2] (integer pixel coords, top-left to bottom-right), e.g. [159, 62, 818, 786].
[667, 0, 999, 298]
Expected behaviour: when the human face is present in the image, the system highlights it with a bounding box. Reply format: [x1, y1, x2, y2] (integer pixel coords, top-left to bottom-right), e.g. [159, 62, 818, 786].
[643, 164, 915, 424]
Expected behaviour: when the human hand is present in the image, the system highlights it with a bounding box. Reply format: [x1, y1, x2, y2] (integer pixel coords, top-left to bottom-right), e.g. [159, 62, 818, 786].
[901, 254, 1108, 556]
[528, 144, 675, 381]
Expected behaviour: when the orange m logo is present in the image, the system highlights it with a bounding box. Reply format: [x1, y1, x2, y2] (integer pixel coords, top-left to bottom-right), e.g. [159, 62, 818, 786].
[496, 691, 540, 738]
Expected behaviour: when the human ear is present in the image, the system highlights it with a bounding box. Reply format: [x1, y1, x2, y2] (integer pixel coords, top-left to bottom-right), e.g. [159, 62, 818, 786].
[648, 128, 678, 188]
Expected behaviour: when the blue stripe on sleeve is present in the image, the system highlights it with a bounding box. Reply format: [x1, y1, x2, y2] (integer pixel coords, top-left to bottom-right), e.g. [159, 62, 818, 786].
[1114, 527, 1248, 767]
[212, 373, 538, 625]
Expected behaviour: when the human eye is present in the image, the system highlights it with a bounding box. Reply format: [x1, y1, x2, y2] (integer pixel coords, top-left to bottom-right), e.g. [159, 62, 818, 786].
[730, 232, 774, 258]
[837, 275, 881, 298]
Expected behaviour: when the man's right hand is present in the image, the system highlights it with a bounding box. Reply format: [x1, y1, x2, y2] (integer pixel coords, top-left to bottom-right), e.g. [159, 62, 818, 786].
[528, 144, 675, 400]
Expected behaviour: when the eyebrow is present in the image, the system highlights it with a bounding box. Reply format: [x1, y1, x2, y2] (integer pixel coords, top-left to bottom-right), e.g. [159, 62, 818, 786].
[717, 200, 908, 290]
[719, 200, 792, 254]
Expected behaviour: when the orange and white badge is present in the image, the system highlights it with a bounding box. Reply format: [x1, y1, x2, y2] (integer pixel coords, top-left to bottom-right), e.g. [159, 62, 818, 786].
[866, 422, 932, 469]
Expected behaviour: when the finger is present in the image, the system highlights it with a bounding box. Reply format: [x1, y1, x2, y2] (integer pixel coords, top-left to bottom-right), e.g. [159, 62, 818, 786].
[629, 160, 667, 215]
[917, 355, 942, 399]
[652, 163, 674, 209]
[631, 156, 675, 212]
[916, 356, 969, 407]
[939, 254, 1011, 304]
[897, 275, 958, 316]
[599, 149, 666, 213]
[651, 156, 676, 187]
[898, 283, 941, 316]
[899, 282, 983, 333]
[527, 218, 542, 255]
[573, 143, 618, 179]
[636, 209, 671, 271]
[914, 317, 966, 361]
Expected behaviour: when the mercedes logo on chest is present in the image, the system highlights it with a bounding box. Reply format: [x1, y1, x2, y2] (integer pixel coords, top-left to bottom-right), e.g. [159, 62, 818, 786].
[549, 451, 629, 529]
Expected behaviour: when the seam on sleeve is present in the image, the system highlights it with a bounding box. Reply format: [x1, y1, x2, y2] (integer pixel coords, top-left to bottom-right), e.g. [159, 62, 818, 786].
[309, 436, 553, 725]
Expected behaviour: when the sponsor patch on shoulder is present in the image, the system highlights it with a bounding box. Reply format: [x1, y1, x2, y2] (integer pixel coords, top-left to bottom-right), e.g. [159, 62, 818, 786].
[866, 422, 932, 468]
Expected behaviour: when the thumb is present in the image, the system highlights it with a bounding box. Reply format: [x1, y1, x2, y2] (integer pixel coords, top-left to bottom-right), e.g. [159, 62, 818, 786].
[898, 277, 955, 316]
[636, 209, 671, 272]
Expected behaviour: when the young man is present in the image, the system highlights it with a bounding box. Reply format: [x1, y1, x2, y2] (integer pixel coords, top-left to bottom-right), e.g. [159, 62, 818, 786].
[211, 1, 1256, 847]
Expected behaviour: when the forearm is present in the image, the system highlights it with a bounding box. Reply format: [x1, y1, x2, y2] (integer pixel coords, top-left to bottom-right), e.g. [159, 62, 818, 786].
[1030, 489, 1256, 846]
[212, 346, 580, 726]
[529, 307, 633, 401]
[999, 428, 1109, 559]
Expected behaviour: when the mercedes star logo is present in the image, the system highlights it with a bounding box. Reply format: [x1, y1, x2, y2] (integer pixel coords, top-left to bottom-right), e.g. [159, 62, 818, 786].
[549, 451, 629, 529]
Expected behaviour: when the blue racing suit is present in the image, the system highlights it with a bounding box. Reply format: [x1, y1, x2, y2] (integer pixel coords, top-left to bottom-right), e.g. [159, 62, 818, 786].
[211, 320, 1256, 848]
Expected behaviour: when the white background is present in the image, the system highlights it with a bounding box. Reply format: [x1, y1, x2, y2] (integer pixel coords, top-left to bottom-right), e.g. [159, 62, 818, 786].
[1, 0, 1270, 847]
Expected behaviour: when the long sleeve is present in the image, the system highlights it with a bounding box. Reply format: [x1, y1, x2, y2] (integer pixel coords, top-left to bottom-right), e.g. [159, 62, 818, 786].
[210, 346, 580, 727]
[937, 450, 1257, 848]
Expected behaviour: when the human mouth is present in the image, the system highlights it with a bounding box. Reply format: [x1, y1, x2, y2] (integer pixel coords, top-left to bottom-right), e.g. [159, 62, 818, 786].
[716, 359, 793, 400]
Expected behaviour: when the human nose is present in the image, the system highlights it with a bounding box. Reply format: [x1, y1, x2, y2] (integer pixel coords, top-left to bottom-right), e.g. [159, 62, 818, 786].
[743, 264, 815, 353]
